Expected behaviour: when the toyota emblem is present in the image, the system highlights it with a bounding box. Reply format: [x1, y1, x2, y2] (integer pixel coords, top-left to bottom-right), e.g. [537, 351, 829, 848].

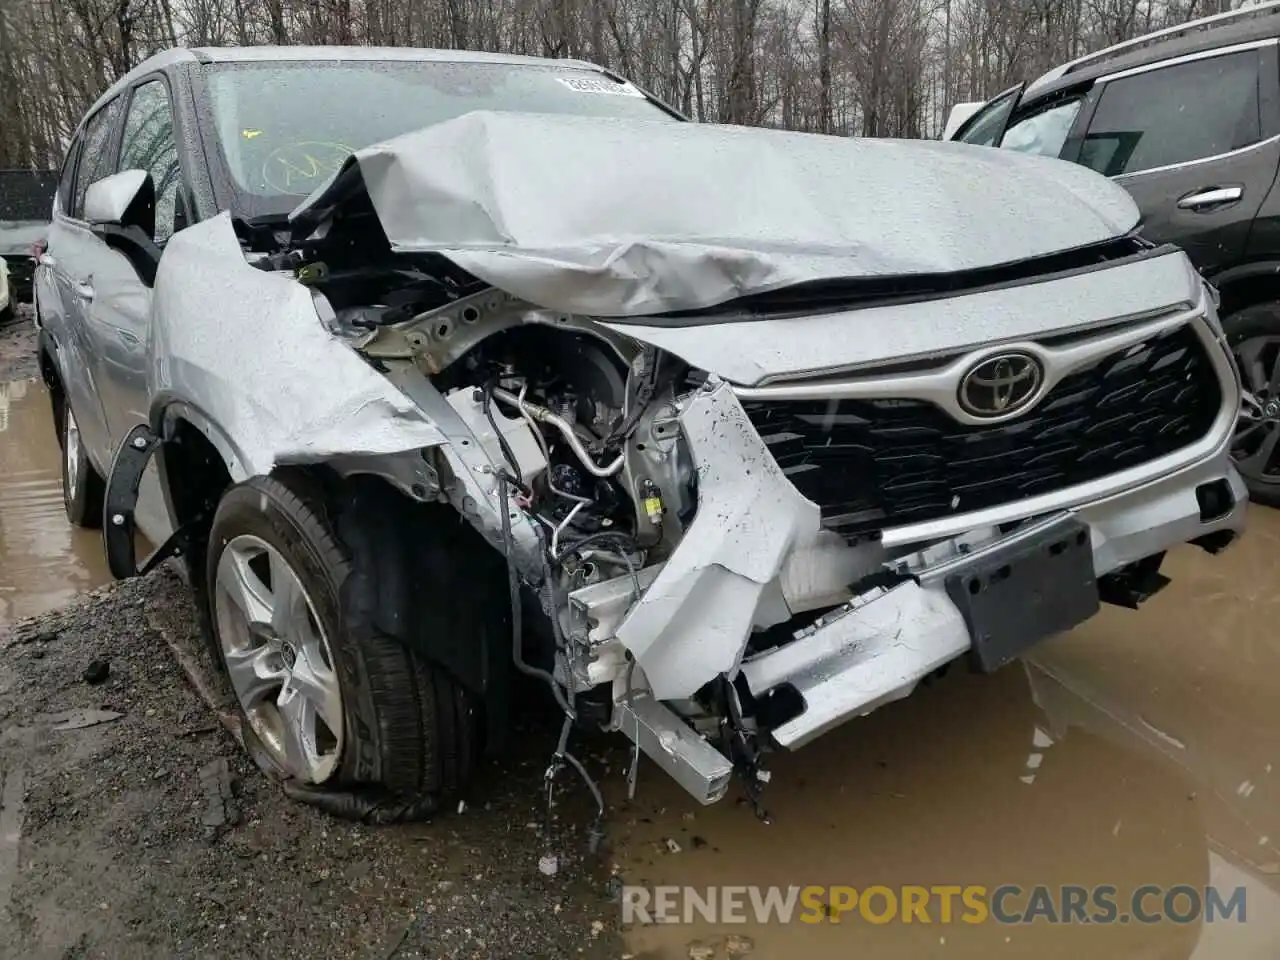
[957, 352, 1044, 418]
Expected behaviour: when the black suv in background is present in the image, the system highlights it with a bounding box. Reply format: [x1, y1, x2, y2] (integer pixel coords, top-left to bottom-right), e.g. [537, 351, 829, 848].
[949, 1, 1280, 505]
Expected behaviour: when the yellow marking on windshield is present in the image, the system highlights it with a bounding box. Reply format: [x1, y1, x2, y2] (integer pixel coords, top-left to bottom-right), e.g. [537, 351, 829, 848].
[242, 129, 263, 139]
[261, 141, 355, 195]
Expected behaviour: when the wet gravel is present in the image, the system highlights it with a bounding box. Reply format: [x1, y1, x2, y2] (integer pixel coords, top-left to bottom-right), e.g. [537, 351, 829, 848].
[0, 567, 632, 959]
[0, 304, 37, 381]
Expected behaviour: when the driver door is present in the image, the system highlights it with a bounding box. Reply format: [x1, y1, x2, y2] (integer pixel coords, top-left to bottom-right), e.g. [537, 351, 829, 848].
[83, 76, 189, 546]
[86, 77, 188, 443]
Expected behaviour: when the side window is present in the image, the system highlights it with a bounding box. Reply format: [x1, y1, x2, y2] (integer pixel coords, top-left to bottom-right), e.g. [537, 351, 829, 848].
[1080, 50, 1262, 177]
[957, 86, 1022, 147]
[1002, 100, 1082, 158]
[118, 79, 183, 243]
[72, 98, 124, 219]
[56, 135, 82, 216]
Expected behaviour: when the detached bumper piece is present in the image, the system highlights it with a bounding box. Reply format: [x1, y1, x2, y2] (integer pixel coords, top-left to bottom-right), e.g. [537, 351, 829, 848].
[616, 694, 734, 805]
[741, 581, 971, 749]
[741, 514, 1100, 749]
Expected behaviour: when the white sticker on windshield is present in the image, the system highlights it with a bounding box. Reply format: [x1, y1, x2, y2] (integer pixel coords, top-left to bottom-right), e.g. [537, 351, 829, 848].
[557, 76, 647, 98]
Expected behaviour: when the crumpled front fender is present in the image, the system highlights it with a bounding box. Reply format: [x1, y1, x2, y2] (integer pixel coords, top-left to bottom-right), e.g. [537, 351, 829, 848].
[147, 213, 447, 476]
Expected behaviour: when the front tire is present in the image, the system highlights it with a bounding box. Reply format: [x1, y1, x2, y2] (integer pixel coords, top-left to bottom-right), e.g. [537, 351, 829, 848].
[1224, 302, 1280, 507]
[206, 474, 480, 817]
[61, 402, 104, 528]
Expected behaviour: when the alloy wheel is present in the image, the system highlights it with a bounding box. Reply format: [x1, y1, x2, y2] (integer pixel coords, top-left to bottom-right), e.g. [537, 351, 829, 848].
[64, 405, 81, 496]
[213, 534, 344, 783]
[1231, 335, 1280, 487]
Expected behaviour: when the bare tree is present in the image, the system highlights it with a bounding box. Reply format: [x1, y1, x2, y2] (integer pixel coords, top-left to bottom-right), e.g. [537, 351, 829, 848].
[0, 0, 1257, 170]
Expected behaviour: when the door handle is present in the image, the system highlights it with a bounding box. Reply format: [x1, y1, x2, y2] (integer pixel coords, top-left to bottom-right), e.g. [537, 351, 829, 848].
[73, 280, 95, 301]
[1177, 186, 1243, 210]
[37, 253, 56, 268]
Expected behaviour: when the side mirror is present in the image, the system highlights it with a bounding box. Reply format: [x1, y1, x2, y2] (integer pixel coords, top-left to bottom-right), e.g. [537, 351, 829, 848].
[84, 169, 162, 287]
[84, 169, 150, 227]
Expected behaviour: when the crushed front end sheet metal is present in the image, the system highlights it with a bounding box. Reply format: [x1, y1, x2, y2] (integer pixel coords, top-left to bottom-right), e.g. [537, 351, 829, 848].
[290, 110, 1140, 317]
[137, 119, 1244, 822]
[150, 214, 447, 478]
[613, 381, 819, 698]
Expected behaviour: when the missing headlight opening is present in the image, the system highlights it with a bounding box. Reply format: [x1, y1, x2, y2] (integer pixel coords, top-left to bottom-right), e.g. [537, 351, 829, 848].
[323, 251, 810, 826]
[316, 264, 715, 831]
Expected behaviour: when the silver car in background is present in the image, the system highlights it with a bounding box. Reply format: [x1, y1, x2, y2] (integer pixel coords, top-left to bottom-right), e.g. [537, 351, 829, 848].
[34, 46, 1246, 821]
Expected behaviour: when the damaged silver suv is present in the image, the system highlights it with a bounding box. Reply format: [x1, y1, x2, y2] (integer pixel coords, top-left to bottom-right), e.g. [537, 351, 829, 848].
[35, 45, 1246, 819]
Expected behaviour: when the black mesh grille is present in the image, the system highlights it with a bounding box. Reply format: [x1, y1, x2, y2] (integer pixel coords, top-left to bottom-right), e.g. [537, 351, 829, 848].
[741, 324, 1222, 539]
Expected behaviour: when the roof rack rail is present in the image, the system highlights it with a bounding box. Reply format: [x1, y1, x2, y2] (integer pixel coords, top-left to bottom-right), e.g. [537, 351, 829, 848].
[1027, 0, 1280, 94]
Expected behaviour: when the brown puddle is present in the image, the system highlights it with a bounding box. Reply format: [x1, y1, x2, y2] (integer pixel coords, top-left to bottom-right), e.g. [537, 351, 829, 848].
[0, 378, 113, 632]
[611, 513, 1280, 959]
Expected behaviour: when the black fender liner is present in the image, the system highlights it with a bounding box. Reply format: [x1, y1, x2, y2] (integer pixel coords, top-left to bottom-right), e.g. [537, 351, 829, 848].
[102, 423, 205, 579]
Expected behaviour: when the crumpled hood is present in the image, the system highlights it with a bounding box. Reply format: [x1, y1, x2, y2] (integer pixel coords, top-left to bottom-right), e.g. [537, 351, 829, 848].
[293, 111, 1139, 318]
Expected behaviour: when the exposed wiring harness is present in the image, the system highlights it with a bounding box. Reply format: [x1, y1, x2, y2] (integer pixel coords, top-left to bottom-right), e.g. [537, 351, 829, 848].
[484, 366, 659, 855]
[497, 471, 569, 715]
[495, 468, 606, 853]
[555, 530, 643, 601]
[482, 379, 531, 495]
[607, 345, 662, 445]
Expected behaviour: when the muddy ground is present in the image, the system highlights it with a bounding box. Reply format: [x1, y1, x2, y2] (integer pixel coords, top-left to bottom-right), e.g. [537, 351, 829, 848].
[0, 304, 37, 381]
[4, 309, 1280, 959]
[0, 568, 630, 960]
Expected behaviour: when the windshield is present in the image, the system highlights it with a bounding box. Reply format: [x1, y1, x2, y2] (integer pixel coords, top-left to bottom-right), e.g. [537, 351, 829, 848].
[202, 60, 677, 218]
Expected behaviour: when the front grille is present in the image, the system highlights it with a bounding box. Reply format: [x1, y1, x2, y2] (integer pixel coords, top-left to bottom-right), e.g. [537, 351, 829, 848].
[741, 323, 1222, 539]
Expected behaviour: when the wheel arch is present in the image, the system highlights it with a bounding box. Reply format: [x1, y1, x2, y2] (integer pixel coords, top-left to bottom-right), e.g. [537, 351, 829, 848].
[1209, 261, 1280, 318]
[37, 330, 66, 438]
[151, 408, 513, 753]
[325, 471, 512, 752]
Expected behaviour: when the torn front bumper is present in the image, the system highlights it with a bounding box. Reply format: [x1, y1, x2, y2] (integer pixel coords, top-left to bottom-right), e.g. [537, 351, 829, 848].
[598, 375, 1245, 785]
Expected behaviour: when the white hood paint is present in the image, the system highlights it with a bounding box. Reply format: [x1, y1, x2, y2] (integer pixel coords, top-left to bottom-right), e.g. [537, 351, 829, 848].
[600, 250, 1202, 386]
[294, 111, 1141, 318]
